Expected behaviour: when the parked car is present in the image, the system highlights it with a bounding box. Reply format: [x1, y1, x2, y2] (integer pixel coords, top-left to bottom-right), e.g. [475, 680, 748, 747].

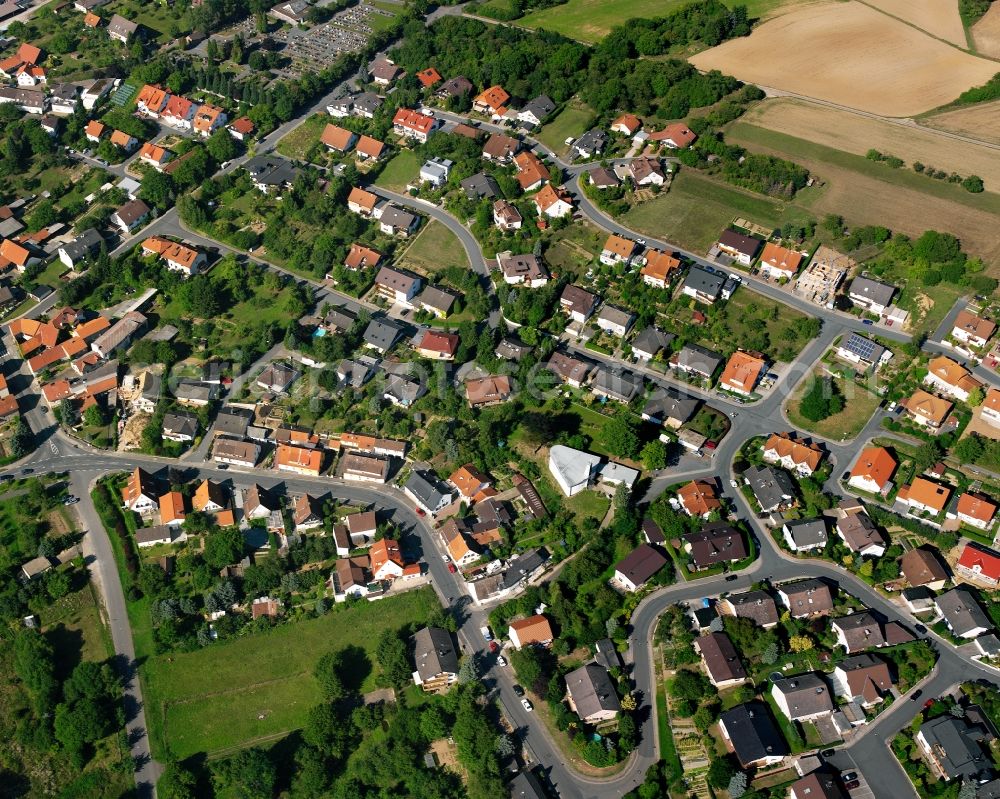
[844, 780, 860, 791]
[512, 684, 525, 696]
[447, 563, 456, 573]
[521, 698, 533, 712]
[911, 689, 922, 701]
[497, 655, 507, 667]
[488, 640, 499, 653]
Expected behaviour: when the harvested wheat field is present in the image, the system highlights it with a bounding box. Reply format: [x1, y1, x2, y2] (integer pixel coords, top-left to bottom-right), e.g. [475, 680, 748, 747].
[863, 0, 967, 47]
[923, 100, 1000, 146]
[724, 135, 1000, 267]
[972, 2, 1000, 57]
[690, 1, 996, 117]
[741, 98, 1000, 189]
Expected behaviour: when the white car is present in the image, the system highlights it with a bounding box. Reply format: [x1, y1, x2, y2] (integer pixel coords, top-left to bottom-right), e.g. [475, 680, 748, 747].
[730, 480, 738, 488]
[521, 698, 533, 712]
[442, 554, 449, 562]
[497, 655, 507, 667]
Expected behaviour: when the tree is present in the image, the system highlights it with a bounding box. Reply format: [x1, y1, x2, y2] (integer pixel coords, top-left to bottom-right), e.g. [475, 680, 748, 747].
[206, 128, 239, 163]
[420, 705, 448, 740]
[13, 630, 57, 712]
[458, 654, 479, 684]
[83, 403, 106, 427]
[375, 629, 411, 687]
[495, 733, 515, 757]
[314, 649, 346, 701]
[27, 199, 58, 232]
[202, 527, 244, 569]
[212, 747, 276, 799]
[302, 702, 351, 758]
[762, 642, 779, 664]
[799, 376, 841, 422]
[141, 171, 174, 207]
[789, 635, 813, 652]
[618, 713, 637, 749]
[640, 440, 668, 471]
[962, 175, 984, 193]
[669, 669, 710, 702]
[707, 757, 736, 789]
[604, 415, 640, 459]
[728, 771, 749, 798]
[158, 762, 198, 799]
[967, 387, 985, 407]
[955, 434, 985, 464]
[913, 440, 943, 474]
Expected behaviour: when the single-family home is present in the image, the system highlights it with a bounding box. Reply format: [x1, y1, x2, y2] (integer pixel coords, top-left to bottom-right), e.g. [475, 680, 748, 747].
[496, 251, 548, 287]
[981, 388, 1000, 427]
[517, 94, 555, 127]
[718, 702, 788, 769]
[835, 508, 887, 557]
[546, 351, 593, 388]
[514, 150, 549, 191]
[193, 104, 226, 137]
[461, 172, 501, 201]
[632, 326, 675, 363]
[629, 157, 665, 186]
[244, 485, 278, 521]
[716, 230, 762, 266]
[904, 389, 953, 429]
[675, 343, 723, 381]
[848, 276, 896, 315]
[378, 206, 418, 237]
[613, 544, 668, 592]
[600, 234, 637, 266]
[415, 67, 442, 88]
[571, 128, 608, 159]
[565, 663, 620, 723]
[256, 361, 300, 394]
[508, 614, 554, 649]
[720, 590, 777, 629]
[362, 318, 403, 353]
[771, 673, 834, 722]
[595, 305, 635, 337]
[757, 242, 802, 280]
[681, 266, 726, 304]
[161, 412, 198, 442]
[212, 438, 260, 468]
[782, 519, 828, 552]
[952, 310, 996, 348]
[84, 119, 106, 143]
[141, 236, 206, 276]
[275, 443, 323, 476]
[482, 132, 520, 164]
[107, 13, 138, 42]
[924, 356, 983, 403]
[559, 284, 598, 324]
[370, 57, 403, 85]
[677, 480, 721, 518]
[640, 250, 681, 288]
[745, 464, 796, 512]
[610, 113, 642, 136]
[111, 198, 150, 233]
[341, 452, 389, 484]
[161, 95, 196, 129]
[493, 200, 523, 231]
[935, 587, 993, 639]
[902, 547, 949, 590]
[720, 350, 766, 396]
[374, 266, 422, 305]
[419, 156, 452, 188]
[347, 186, 378, 216]
[651, 122, 696, 149]
[370, 537, 405, 580]
[158, 491, 187, 527]
[762, 432, 823, 476]
[836, 332, 891, 371]
[321, 123, 357, 153]
[641, 388, 697, 430]
[548, 445, 601, 496]
[832, 611, 913, 653]
[588, 167, 620, 189]
[344, 243, 382, 272]
[832, 653, 893, 707]
[403, 470, 453, 516]
[956, 542, 1000, 587]
[419, 285, 457, 319]
[848, 446, 897, 495]
[292, 493, 324, 532]
[683, 523, 748, 569]
[472, 85, 510, 116]
[789, 773, 847, 799]
[415, 329, 459, 361]
[465, 374, 513, 407]
[122, 467, 158, 514]
[392, 108, 438, 143]
[695, 631, 747, 688]
[898, 477, 951, 516]
[412, 627, 459, 693]
[778, 578, 834, 618]
[949, 492, 997, 530]
[533, 184, 574, 218]
[916, 715, 994, 782]
[228, 116, 255, 140]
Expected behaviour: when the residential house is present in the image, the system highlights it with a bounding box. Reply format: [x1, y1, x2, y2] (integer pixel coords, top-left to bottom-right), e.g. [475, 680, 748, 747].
[419, 285, 457, 318]
[293, 494, 324, 532]
[848, 276, 896, 315]
[344, 243, 382, 271]
[835, 508, 887, 557]
[833, 653, 893, 707]
[243, 155, 300, 194]
[193, 104, 226, 137]
[228, 116, 255, 140]
[902, 547, 950, 590]
[782, 519, 828, 552]
[135, 525, 181, 548]
[770, 673, 834, 722]
[720, 350, 766, 396]
[374, 266, 422, 305]
[789, 773, 847, 799]
[355, 135, 386, 161]
[590, 366, 643, 403]
[916, 715, 994, 782]
[415, 67, 442, 88]
[449, 464, 492, 501]
[419, 156, 452, 187]
[719, 702, 788, 768]
[695, 631, 747, 688]
[345, 511, 376, 546]
[320, 123, 357, 153]
[496, 251, 548, 286]
[723, 590, 779, 628]
[492, 200, 523, 231]
[533, 184, 573, 218]
[832, 611, 914, 653]
[84, 119, 106, 143]
[482, 133, 520, 164]
[681, 266, 726, 303]
[904, 389, 953, 429]
[675, 343, 723, 380]
[641, 388, 697, 429]
[950, 492, 997, 531]
[757, 242, 802, 281]
[518, 94, 555, 127]
[122, 467, 158, 514]
[629, 156, 665, 186]
[956, 543, 1000, 587]
[58, 229, 103, 269]
[91, 311, 147, 358]
[546, 351, 592, 388]
[370, 538, 405, 580]
[571, 129, 607, 159]
[548, 445, 600, 496]
[49, 84, 78, 115]
[596, 305, 635, 337]
[412, 627, 458, 693]
[716, 230, 762, 266]
[683, 523, 747, 569]
[141, 236, 206, 276]
[564, 663, 620, 723]
[212, 439, 260, 468]
[762, 432, 823, 476]
[514, 150, 549, 191]
[392, 108, 438, 143]
[677, 480, 721, 518]
[588, 167, 620, 189]
[256, 361, 300, 393]
[611, 113, 642, 136]
[161, 412, 198, 442]
[341, 453, 389, 484]
[848, 446, 897, 495]
[836, 333, 891, 371]
[600, 234, 637, 266]
[745, 464, 796, 512]
[632, 326, 674, 363]
[111, 199, 150, 233]
[924, 356, 983, 402]
[613, 544, 668, 592]
[106, 10, 138, 41]
[651, 122, 696, 149]
[559, 284, 598, 324]
[640, 250, 681, 288]
[0, 87, 46, 114]
[362, 318, 403, 353]
[436, 76, 473, 99]
[275, 443, 323, 476]
[158, 491, 187, 527]
[331, 556, 371, 602]
[244, 485, 278, 521]
[370, 57, 403, 85]
[982, 388, 1000, 427]
[460, 172, 500, 200]
[508, 614, 554, 649]
[472, 85, 510, 116]
[779, 579, 834, 618]
[952, 310, 996, 348]
[415, 330, 458, 361]
[378, 206, 418, 237]
[465, 374, 512, 407]
[403, 470, 453, 516]
[899, 477, 952, 516]
[935, 587, 993, 639]
[161, 95, 196, 129]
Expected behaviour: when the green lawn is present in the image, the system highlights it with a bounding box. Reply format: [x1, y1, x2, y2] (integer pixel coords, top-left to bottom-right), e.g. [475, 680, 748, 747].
[565, 488, 611, 523]
[786, 370, 883, 442]
[397, 221, 470, 274]
[542, 220, 606, 278]
[44, 582, 112, 673]
[374, 150, 421, 192]
[535, 99, 596, 154]
[34, 258, 67, 289]
[621, 170, 816, 254]
[141, 588, 439, 759]
[276, 113, 329, 162]
[727, 122, 1000, 217]
[518, 0, 690, 42]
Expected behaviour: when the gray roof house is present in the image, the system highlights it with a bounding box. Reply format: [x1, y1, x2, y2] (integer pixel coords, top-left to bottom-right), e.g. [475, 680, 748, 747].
[596, 305, 635, 337]
[642, 388, 698, 428]
[675, 343, 723, 378]
[161, 412, 199, 442]
[363, 318, 404, 353]
[848, 276, 896, 312]
[682, 266, 726, 303]
[572, 129, 608, 158]
[214, 407, 253, 438]
[58, 229, 104, 269]
[935, 587, 995, 639]
[917, 715, 993, 782]
[518, 94, 556, 126]
[745, 465, 796, 512]
[779, 578, 835, 617]
[725, 590, 779, 627]
[509, 770, 548, 799]
[782, 518, 828, 552]
[590, 365, 643, 403]
[499, 547, 549, 592]
[403, 470, 453, 515]
[460, 172, 501, 200]
[719, 702, 789, 768]
[412, 626, 459, 692]
[565, 662, 620, 723]
[770, 673, 834, 721]
[631, 326, 674, 361]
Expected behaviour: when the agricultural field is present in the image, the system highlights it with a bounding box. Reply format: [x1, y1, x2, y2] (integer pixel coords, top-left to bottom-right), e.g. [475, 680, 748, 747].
[724, 123, 1000, 267]
[141, 588, 440, 759]
[689, 1, 997, 117]
[396, 221, 470, 274]
[921, 99, 1000, 146]
[619, 170, 816, 255]
[740, 98, 1000, 191]
[972, 2, 1000, 56]
[864, 0, 967, 47]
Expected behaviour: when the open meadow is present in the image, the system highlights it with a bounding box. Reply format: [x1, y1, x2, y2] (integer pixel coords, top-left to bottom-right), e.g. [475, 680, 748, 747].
[141, 588, 439, 759]
[689, 1, 997, 117]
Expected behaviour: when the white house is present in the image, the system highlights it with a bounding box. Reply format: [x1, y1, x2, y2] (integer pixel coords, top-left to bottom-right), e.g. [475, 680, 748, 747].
[419, 157, 452, 188]
[548, 445, 601, 496]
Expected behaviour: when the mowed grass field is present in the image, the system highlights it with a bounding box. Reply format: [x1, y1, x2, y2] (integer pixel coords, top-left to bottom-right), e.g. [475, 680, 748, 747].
[374, 150, 421, 191]
[689, 1, 997, 116]
[397, 221, 470, 273]
[516, 0, 803, 42]
[536, 99, 595, 155]
[724, 121, 1000, 267]
[786, 370, 882, 442]
[619, 169, 816, 254]
[276, 113, 328, 161]
[141, 588, 439, 759]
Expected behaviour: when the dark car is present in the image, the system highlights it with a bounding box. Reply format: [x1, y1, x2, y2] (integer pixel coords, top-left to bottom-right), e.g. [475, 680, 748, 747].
[845, 780, 860, 791]
[820, 749, 835, 758]
[725, 574, 738, 582]
[512, 685, 525, 697]
[911, 689, 922, 701]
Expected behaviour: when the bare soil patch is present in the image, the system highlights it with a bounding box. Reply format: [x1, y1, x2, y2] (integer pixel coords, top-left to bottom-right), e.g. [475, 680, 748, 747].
[689, 1, 997, 117]
[972, 1, 1000, 56]
[726, 131, 1000, 267]
[863, 0, 966, 47]
[922, 100, 1000, 146]
[741, 98, 1000, 189]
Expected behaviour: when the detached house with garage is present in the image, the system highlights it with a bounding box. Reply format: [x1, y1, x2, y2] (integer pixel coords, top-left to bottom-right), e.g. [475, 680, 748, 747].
[778, 579, 834, 618]
[374, 266, 422, 306]
[848, 446, 897, 495]
[533, 184, 574, 218]
[595, 305, 635, 338]
[757, 242, 802, 281]
[949, 492, 997, 531]
[952, 310, 996, 348]
[848, 276, 896, 315]
[641, 250, 681, 288]
[832, 654, 893, 708]
[719, 702, 788, 769]
[508, 614, 554, 649]
[600, 234, 638, 266]
[898, 477, 951, 516]
[935, 587, 994, 639]
[695, 631, 747, 689]
[770, 673, 834, 722]
[832, 611, 914, 653]
[412, 627, 458, 693]
[716, 230, 761, 266]
[924, 356, 983, 403]
[565, 663, 620, 723]
[782, 519, 828, 553]
[956, 542, 1000, 587]
[392, 108, 439, 143]
[613, 544, 668, 592]
[559, 284, 598, 324]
